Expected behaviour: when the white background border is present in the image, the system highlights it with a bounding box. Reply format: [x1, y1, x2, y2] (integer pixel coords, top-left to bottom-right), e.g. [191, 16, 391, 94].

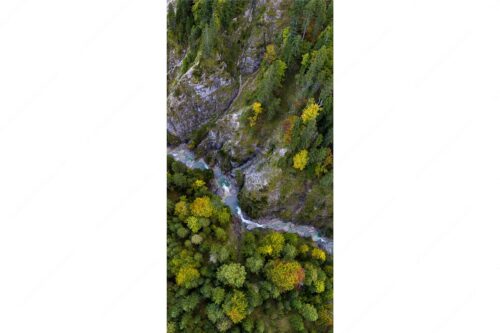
[0, 0, 166, 332]
[336, 0, 500, 332]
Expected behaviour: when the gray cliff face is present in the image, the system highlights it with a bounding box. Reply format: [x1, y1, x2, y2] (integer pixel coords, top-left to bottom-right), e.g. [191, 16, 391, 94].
[167, 62, 238, 141]
[167, 0, 288, 142]
[197, 104, 259, 167]
[238, 0, 287, 75]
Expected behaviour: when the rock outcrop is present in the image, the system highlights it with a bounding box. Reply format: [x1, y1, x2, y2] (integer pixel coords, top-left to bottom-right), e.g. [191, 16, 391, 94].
[167, 62, 238, 141]
[167, 0, 288, 142]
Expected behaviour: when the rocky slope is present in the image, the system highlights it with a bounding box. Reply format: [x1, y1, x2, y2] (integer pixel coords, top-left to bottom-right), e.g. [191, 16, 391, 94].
[167, 0, 285, 141]
[167, 62, 238, 140]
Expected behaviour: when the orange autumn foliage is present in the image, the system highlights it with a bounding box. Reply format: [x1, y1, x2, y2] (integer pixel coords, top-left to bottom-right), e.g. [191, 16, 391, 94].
[282, 115, 298, 144]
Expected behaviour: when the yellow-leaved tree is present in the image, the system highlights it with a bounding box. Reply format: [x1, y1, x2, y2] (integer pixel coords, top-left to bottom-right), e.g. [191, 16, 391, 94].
[192, 179, 206, 188]
[176, 266, 200, 289]
[223, 290, 248, 323]
[263, 44, 276, 63]
[301, 99, 322, 123]
[190, 196, 213, 218]
[174, 200, 189, 219]
[261, 231, 285, 257]
[293, 149, 309, 170]
[311, 248, 326, 262]
[249, 102, 263, 127]
[265, 260, 305, 292]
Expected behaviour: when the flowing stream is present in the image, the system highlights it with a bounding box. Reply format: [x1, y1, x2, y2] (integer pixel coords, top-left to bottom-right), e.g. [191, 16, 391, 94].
[168, 144, 333, 254]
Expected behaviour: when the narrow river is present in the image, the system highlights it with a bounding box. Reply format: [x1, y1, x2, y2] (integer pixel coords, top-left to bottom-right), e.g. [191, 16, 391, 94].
[168, 144, 333, 255]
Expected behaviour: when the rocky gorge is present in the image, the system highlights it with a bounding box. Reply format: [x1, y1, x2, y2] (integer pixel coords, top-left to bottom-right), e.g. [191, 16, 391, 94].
[168, 0, 333, 244]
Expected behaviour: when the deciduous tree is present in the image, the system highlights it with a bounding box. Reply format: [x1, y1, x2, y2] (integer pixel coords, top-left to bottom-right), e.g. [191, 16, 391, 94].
[190, 196, 214, 217]
[175, 200, 189, 219]
[311, 247, 326, 261]
[301, 99, 322, 122]
[293, 150, 309, 170]
[265, 260, 305, 292]
[185, 216, 202, 233]
[249, 102, 263, 127]
[211, 287, 226, 305]
[245, 256, 264, 273]
[301, 303, 318, 321]
[222, 290, 248, 323]
[176, 266, 200, 289]
[261, 231, 285, 257]
[191, 234, 203, 244]
[216, 263, 246, 288]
